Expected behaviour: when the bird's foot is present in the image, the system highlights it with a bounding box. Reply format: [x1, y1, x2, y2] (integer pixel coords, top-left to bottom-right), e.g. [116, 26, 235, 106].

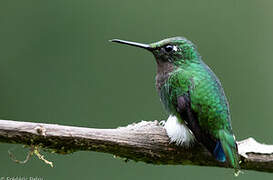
[159, 120, 166, 126]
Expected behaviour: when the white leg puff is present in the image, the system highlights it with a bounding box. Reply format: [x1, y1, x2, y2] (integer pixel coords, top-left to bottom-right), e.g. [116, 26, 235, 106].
[164, 115, 195, 147]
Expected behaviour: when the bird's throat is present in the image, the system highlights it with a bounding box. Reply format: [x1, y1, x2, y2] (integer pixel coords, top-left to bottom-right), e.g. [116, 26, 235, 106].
[155, 61, 174, 91]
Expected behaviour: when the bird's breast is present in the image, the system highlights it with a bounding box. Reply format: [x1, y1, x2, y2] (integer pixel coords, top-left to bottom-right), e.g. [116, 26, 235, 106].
[155, 62, 175, 91]
[155, 73, 170, 92]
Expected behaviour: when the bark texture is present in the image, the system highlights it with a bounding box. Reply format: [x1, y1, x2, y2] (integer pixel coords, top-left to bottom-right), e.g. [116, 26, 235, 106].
[0, 119, 272, 173]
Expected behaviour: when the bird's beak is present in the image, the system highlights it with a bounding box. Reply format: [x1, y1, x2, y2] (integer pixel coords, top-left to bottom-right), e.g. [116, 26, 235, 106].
[109, 39, 152, 51]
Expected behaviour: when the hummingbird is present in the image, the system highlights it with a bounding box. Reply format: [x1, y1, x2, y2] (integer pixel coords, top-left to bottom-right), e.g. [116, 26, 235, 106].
[110, 37, 240, 174]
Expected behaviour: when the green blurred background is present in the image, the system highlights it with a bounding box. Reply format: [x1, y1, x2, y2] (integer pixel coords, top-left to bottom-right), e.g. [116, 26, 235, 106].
[0, 0, 272, 179]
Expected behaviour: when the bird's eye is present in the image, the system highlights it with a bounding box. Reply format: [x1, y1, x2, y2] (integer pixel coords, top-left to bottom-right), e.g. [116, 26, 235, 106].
[164, 45, 173, 52]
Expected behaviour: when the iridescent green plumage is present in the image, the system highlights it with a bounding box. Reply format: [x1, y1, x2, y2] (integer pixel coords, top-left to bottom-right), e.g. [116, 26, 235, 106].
[111, 37, 240, 174]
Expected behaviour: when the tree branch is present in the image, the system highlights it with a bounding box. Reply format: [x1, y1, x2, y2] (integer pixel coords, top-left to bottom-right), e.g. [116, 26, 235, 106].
[0, 119, 272, 173]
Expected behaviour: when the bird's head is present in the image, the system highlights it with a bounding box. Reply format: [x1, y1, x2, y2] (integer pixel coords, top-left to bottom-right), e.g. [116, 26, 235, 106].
[110, 37, 200, 67]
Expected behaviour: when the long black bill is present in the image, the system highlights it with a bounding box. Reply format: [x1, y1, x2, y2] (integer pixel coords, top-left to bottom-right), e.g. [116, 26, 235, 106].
[110, 39, 152, 51]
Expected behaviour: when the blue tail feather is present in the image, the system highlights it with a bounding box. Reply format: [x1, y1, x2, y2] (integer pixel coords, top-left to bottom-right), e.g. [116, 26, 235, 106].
[213, 141, 226, 162]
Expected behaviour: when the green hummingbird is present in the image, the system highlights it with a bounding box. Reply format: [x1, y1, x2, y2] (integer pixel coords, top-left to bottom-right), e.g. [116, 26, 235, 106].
[110, 37, 240, 174]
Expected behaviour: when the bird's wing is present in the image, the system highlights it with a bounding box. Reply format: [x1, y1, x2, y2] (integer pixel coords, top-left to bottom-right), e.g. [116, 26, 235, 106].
[170, 70, 239, 172]
[177, 93, 240, 172]
[165, 69, 227, 161]
[176, 94, 219, 157]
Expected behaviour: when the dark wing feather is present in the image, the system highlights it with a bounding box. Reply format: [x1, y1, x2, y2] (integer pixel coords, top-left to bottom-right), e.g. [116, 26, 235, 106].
[177, 95, 217, 156]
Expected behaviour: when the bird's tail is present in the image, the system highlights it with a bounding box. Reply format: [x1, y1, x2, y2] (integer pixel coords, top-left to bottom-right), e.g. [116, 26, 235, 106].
[218, 130, 240, 176]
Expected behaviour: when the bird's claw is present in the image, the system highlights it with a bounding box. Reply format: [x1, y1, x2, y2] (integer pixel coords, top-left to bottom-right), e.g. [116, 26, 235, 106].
[159, 120, 166, 126]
